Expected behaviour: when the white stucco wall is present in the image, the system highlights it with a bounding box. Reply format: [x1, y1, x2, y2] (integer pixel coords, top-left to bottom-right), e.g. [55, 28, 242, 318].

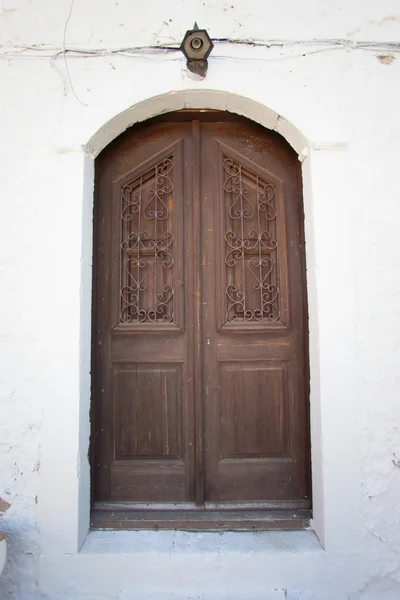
[0, 1, 400, 598]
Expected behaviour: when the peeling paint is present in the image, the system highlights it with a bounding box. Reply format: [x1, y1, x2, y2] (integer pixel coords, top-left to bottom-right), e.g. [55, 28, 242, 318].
[0, 498, 11, 513]
[376, 54, 396, 65]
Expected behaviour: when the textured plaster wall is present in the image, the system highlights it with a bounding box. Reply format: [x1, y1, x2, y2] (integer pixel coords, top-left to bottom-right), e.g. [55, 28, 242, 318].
[0, 1, 400, 599]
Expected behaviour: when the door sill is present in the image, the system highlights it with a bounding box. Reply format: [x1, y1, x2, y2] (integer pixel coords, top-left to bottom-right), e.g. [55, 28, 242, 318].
[91, 508, 311, 531]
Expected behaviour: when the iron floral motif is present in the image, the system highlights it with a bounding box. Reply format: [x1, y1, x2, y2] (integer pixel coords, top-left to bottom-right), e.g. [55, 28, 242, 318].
[223, 157, 280, 322]
[120, 158, 175, 324]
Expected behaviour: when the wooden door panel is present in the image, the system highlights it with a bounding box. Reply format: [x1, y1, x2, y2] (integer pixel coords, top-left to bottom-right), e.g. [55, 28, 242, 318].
[201, 121, 310, 506]
[220, 362, 288, 459]
[113, 138, 184, 332]
[114, 363, 182, 459]
[214, 140, 290, 332]
[94, 122, 195, 504]
[217, 458, 295, 501]
[110, 334, 185, 363]
[216, 338, 292, 361]
[110, 460, 185, 502]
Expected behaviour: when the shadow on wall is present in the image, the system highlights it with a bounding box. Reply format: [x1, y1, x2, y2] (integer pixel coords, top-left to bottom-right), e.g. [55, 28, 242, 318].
[0, 508, 40, 599]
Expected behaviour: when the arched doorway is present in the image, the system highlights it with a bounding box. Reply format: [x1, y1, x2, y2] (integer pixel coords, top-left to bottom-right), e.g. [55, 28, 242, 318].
[91, 110, 311, 529]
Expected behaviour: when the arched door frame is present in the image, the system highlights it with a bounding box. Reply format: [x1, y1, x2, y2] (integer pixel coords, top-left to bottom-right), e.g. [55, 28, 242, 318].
[76, 90, 324, 547]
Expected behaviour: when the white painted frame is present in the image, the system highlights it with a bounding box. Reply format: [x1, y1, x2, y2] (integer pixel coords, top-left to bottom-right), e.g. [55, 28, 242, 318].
[38, 89, 358, 556]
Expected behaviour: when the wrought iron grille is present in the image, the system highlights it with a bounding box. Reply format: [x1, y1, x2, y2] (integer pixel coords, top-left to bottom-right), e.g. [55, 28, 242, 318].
[223, 156, 280, 322]
[120, 157, 175, 324]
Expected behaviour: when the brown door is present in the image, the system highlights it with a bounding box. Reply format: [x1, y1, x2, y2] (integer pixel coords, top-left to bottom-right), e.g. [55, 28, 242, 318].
[92, 112, 310, 527]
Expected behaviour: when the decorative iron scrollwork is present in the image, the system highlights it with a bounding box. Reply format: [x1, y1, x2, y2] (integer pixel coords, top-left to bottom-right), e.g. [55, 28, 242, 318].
[223, 156, 280, 322]
[120, 157, 175, 324]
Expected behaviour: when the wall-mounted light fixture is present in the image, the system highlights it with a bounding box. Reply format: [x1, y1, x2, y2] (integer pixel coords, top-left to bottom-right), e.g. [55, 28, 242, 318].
[180, 22, 214, 78]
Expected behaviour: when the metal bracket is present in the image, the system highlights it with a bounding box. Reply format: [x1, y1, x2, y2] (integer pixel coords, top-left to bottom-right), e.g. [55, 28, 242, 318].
[180, 22, 214, 78]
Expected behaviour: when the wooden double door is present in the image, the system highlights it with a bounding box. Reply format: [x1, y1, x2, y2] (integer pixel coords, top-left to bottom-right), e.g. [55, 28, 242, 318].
[92, 112, 310, 528]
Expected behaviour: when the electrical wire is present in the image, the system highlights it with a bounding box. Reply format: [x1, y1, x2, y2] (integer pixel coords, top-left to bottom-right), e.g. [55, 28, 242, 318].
[1, 39, 400, 61]
[1, 37, 397, 107]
